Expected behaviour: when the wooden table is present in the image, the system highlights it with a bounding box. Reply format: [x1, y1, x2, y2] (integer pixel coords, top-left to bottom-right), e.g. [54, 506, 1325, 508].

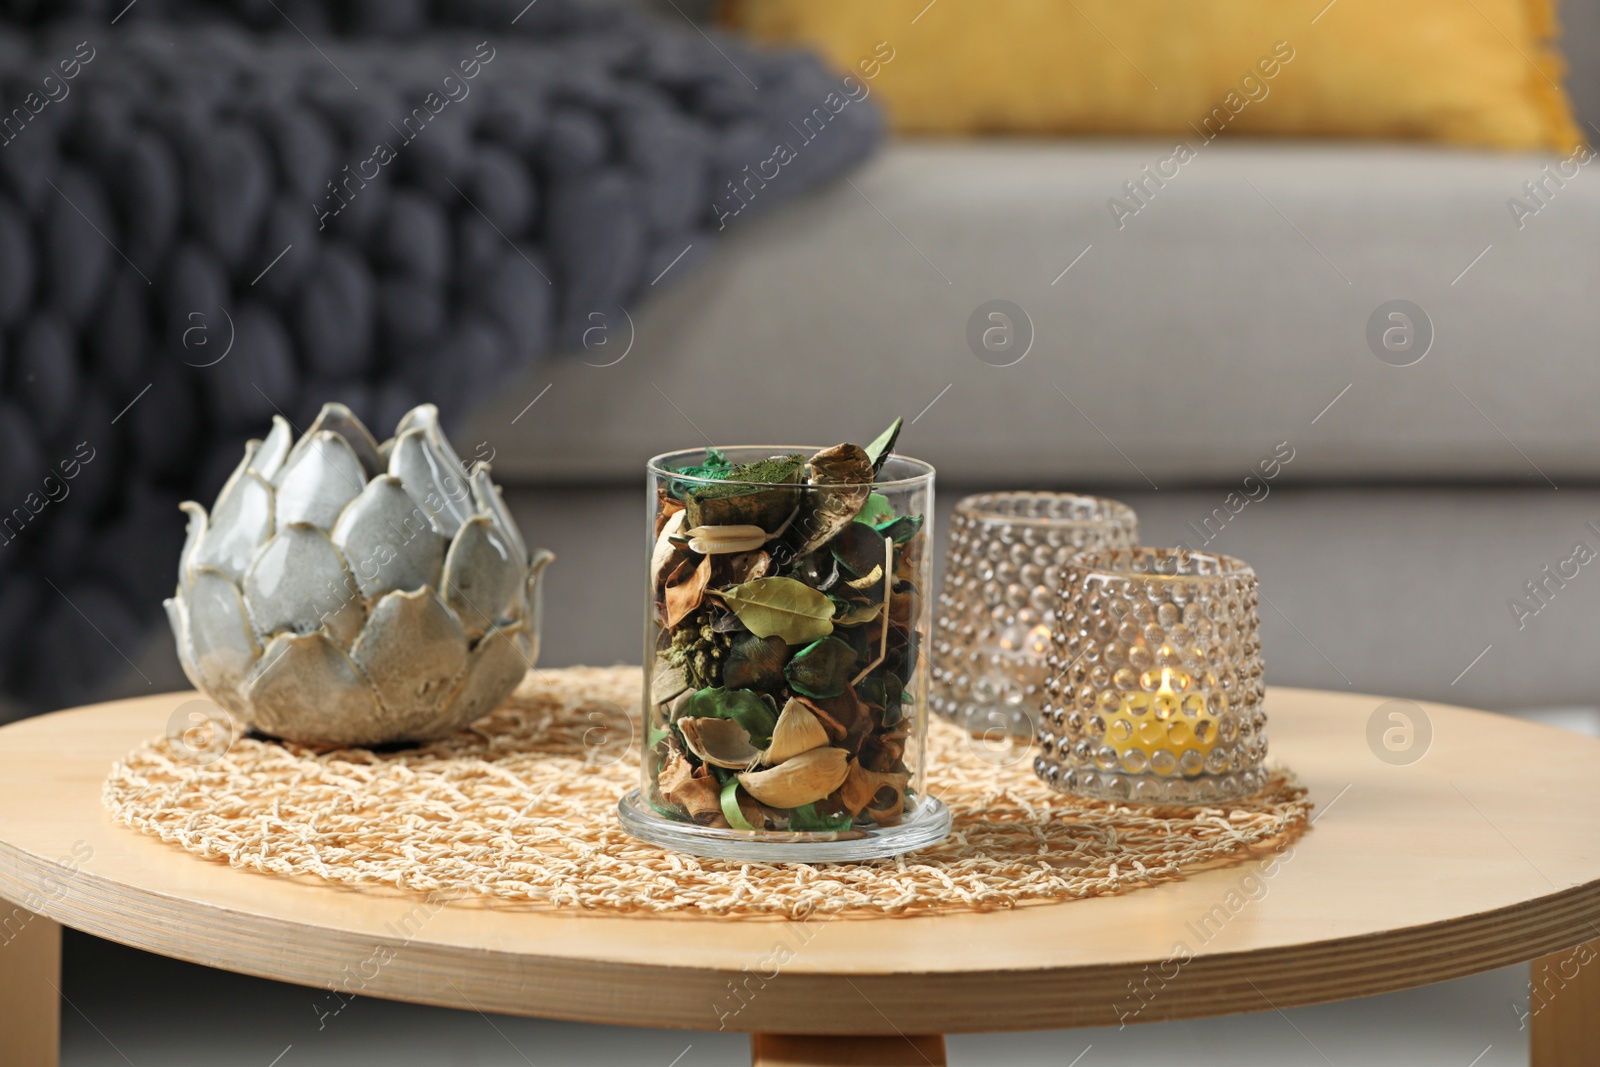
[2, 686, 1599, 1067]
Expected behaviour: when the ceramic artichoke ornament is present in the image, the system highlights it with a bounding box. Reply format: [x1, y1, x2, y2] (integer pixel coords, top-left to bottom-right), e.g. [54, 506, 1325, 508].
[165, 403, 554, 746]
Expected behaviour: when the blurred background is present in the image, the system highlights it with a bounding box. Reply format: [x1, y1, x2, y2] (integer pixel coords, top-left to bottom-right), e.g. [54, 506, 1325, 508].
[2, 0, 1597, 1062]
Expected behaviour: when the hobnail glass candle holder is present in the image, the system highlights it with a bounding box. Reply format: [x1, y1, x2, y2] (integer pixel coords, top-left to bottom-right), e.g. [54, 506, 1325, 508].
[1037, 547, 1268, 804]
[930, 494, 1138, 742]
[619, 446, 950, 861]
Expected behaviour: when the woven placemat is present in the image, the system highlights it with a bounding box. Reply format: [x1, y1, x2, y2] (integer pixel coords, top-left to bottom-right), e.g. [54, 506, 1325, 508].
[104, 666, 1312, 918]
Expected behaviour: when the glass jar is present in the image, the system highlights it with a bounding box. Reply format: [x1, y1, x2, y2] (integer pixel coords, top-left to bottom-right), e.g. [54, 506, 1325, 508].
[931, 494, 1138, 743]
[1037, 547, 1268, 804]
[619, 446, 950, 861]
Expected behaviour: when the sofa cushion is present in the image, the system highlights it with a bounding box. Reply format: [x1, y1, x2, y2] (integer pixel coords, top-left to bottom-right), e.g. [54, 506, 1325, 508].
[724, 0, 1580, 151]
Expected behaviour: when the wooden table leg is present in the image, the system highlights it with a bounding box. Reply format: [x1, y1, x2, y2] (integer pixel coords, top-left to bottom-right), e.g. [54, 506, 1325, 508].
[1530, 937, 1600, 1066]
[0, 910, 61, 1067]
[751, 1033, 946, 1067]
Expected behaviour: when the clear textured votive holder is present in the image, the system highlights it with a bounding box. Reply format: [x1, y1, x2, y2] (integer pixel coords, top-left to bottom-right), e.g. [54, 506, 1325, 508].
[931, 493, 1139, 741]
[1037, 547, 1268, 804]
[620, 446, 950, 861]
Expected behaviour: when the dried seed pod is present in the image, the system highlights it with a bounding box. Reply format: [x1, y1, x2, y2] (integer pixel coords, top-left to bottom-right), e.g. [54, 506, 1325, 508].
[762, 698, 830, 765]
[678, 716, 762, 769]
[836, 760, 910, 817]
[737, 746, 850, 808]
[686, 524, 770, 554]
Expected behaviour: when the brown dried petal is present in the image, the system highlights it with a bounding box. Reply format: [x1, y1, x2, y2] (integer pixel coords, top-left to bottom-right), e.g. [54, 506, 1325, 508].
[664, 555, 712, 628]
[660, 749, 726, 826]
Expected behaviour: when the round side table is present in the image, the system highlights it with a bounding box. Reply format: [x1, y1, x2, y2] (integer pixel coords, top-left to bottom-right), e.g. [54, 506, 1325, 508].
[2, 679, 1599, 1066]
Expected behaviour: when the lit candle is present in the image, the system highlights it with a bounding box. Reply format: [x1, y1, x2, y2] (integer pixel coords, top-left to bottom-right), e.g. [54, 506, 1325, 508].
[1100, 666, 1225, 778]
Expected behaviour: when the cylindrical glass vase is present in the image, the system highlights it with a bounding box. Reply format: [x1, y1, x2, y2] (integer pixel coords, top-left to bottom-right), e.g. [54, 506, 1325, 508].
[1038, 547, 1268, 804]
[931, 494, 1138, 741]
[620, 446, 950, 861]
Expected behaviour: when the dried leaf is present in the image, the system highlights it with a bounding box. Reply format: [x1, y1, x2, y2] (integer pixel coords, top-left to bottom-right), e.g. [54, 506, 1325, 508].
[832, 522, 888, 578]
[713, 576, 835, 645]
[784, 636, 858, 699]
[722, 633, 790, 691]
[650, 660, 689, 706]
[830, 598, 883, 627]
[719, 549, 771, 586]
[864, 417, 903, 475]
[788, 801, 855, 832]
[789, 443, 873, 556]
[855, 492, 894, 527]
[875, 514, 925, 544]
[679, 686, 779, 747]
[664, 555, 712, 628]
[650, 510, 689, 591]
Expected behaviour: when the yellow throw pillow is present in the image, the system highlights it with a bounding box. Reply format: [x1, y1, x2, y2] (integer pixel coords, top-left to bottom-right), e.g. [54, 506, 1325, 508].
[723, 0, 1581, 151]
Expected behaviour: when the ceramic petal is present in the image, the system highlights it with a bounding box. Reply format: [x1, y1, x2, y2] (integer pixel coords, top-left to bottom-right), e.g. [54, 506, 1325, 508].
[243, 524, 365, 647]
[395, 404, 467, 481]
[522, 548, 554, 661]
[164, 595, 204, 692]
[245, 631, 386, 746]
[187, 568, 260, 711]
[249, 415, 294, 482]
[177, 501, 208, 593]
[470, 464, 527, 564]
[191, 471, 274, 582]
[213, 439, 259, 504]
[330, 475, 446, 600]
[442, 515, 525, 643]
[433, 622, 528, 738]
[350, 588, 470, 734]
[389, 428, 474, 537]
[303, 402, 384, 479]
[275, 431, 367, 529]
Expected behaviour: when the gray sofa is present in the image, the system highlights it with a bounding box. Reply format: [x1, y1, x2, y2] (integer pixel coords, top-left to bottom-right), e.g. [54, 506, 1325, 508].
[471, 130, 1600, 715]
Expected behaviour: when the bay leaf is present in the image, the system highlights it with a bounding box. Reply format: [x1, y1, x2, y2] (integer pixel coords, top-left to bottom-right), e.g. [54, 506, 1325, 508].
[864, 417, 903, 475]
[664, 555, 712, 628]
[784, 636, 858, 699]
[679, 686, 779, 747]
[713, 576, 835, 645]
[722, 633, 790, 691]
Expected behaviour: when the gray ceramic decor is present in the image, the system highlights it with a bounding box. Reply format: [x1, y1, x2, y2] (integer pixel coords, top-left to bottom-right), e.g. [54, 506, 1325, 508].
[164, 402, 553, 746]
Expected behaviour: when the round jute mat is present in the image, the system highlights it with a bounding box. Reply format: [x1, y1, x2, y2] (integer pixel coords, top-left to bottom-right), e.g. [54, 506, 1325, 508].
[104, 666, 1311, 918]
